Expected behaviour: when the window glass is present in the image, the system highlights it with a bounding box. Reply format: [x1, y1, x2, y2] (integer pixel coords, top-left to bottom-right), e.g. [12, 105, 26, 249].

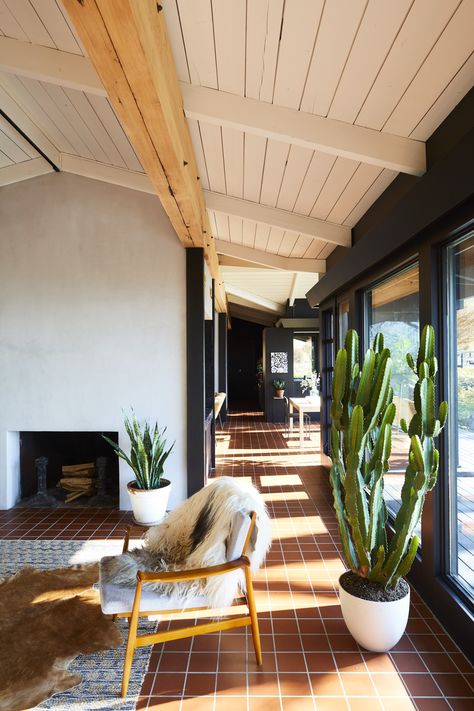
[338, 300, 349, 348]
[447, 233, 474, 600]
[293, 333, 316, 379]
[366, 265, 420, 526]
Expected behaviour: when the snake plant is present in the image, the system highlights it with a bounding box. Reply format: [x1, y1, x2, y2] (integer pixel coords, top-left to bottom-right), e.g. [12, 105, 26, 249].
[329, 325, 447, 588]
[103, 412, 174, 489]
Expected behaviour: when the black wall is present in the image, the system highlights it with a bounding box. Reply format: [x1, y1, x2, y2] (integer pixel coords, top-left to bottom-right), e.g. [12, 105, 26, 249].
[227, 318, 263, 411]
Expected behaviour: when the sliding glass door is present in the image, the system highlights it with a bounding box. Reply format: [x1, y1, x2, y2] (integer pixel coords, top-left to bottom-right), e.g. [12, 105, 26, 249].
[446, 232, 474, 601]
[364, 264, 420, 524]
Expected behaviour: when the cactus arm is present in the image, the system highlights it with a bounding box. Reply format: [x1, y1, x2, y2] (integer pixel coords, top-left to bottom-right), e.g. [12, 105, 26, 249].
[367, 545, 385, 583]
[391, 535, 420, 588]
[366, 352, 393, 431]
[329, 462, 358, 572]
[342, 405, 371, 572]
[355, 349, 375, 409]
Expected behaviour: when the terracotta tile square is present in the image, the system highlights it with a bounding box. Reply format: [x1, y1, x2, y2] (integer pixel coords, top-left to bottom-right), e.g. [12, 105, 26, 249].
[310, 672, 344, 695]
[329, 634, 360, 652]
[277, 652, 307, 672]
[158, 653, 189, 672]
[298, 618, 325, 634]
[278, 673, 312, 696]
[409, 635, 443, 652]
[447, 700, 474, 711]
[214, 697, 247, 711]
[334, 652, 366, 672]
[391, 652, 427, 673]
[363, 653, 395, 672]
[371, 672, 410, 697]
[401, 673, 442, 697]
[187, 652, 218, 673]
[183, 673, 216, 696]
[305, 652, 336, 672]
[247, 672, 280, 696]
[433, 673, 473, 697]
[301, 634, 331, 651]
[340, 672, 376, 696]
[420, 652, 459, 673]
[216, 673, 247, 695]
[191, 634, 220, 652]
[218, 652, 248, 673]
[274, 635, 303, 652]
[152, 673, 186, 696]
[450, 653, 474, 674]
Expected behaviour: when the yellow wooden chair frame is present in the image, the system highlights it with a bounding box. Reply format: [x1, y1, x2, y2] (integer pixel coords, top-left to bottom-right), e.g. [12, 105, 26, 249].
[114, 511, 262, 697]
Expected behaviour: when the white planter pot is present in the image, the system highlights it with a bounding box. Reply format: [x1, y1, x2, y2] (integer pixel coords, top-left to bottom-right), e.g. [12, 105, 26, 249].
[339, 574, 410, 652]
[127, 479, 171, 526]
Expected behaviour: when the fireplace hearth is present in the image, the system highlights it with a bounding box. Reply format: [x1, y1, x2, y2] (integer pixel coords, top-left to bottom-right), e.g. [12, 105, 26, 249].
[19, 431, 119, 508]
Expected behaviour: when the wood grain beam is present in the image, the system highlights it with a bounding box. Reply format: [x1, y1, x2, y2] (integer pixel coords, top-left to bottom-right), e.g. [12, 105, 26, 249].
[62, 0, 227, 312]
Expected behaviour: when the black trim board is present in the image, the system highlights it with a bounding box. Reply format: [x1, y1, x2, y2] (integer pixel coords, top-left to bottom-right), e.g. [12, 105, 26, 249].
[307, 124, 474, 307]
[0, 109, 59, 172]
[218, 313, 228, 421]
[186, 248, 206, 497]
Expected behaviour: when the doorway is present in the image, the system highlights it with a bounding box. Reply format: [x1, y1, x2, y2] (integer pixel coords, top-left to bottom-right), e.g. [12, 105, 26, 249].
[228, 318, 263, 411]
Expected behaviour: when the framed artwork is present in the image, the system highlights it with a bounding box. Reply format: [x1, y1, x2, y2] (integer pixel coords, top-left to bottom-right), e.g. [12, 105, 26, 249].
[271, 352, 288, 374]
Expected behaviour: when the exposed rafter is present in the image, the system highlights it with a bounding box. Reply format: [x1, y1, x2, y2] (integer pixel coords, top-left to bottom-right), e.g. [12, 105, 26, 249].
[61, 0, 227, 312]
[215, 239, 325, 274]
[60, 154, 154, 194]
[0, 38, 425, 177]
[226, 285, 285, 315]
[0, 158, 53, 187]
[288, 273, 299, 307]
[0, 36, 106, 95]
[182, 83, 426, 177]
[206, 191, 351, 248]
[229, 303, 278, 327]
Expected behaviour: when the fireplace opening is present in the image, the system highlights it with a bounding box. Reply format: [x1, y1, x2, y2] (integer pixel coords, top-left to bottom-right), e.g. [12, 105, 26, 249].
[19, 431, 120, 508]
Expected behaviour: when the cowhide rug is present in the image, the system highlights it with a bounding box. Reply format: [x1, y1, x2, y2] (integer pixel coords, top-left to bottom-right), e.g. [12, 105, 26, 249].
[0, 564, 122, 711]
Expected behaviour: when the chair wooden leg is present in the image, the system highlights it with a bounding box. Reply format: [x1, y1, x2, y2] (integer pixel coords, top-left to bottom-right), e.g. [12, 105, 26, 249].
[121, 588, 141, 697]
[245, 567, 262, 666]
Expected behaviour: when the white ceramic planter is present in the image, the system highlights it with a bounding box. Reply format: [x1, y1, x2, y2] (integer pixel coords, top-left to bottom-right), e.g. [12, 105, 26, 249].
[127, 479, 171, 526]
[339, 575, 410, 652]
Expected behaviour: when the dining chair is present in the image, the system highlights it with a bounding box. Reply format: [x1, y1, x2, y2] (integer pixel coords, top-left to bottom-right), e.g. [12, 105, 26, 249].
[99, 511, 262, 697]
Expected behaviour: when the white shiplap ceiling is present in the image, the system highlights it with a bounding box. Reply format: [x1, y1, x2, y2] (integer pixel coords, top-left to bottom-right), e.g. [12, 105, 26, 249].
[0, 0, 473, 316]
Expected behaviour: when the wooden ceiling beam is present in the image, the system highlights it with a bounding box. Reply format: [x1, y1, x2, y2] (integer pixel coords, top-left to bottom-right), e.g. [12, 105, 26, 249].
[182, 83, 426, 177]
[207, 190, 351, 248]
[215, 240, 325, 274]
[62, 0, 227, 312]
[0, 36, 106, 95]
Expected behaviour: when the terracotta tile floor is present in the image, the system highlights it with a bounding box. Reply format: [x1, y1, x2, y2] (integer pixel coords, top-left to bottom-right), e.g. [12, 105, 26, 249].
[1, 412, 473, 710]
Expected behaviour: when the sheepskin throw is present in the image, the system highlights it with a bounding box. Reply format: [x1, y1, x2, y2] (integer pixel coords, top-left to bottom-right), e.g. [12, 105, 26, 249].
[100, 477, 271, 608]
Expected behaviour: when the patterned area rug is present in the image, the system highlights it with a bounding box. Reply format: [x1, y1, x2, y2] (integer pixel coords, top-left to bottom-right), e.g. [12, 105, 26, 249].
[0, 539, 155, 710]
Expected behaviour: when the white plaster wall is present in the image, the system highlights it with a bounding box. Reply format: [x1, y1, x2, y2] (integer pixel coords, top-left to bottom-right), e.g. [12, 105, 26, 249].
[0, 172, 186, 510]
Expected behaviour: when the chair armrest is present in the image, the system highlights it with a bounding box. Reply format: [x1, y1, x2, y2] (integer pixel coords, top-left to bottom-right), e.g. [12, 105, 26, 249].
[137, 555, 250, 583]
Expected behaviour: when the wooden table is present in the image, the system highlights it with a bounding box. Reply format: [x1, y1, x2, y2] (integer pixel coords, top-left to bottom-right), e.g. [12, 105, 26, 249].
[289, 396, 321, 447]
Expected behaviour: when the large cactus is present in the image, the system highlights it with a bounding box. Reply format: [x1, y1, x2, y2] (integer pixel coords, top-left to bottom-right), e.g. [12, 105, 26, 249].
[329, 325, 447, 588]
